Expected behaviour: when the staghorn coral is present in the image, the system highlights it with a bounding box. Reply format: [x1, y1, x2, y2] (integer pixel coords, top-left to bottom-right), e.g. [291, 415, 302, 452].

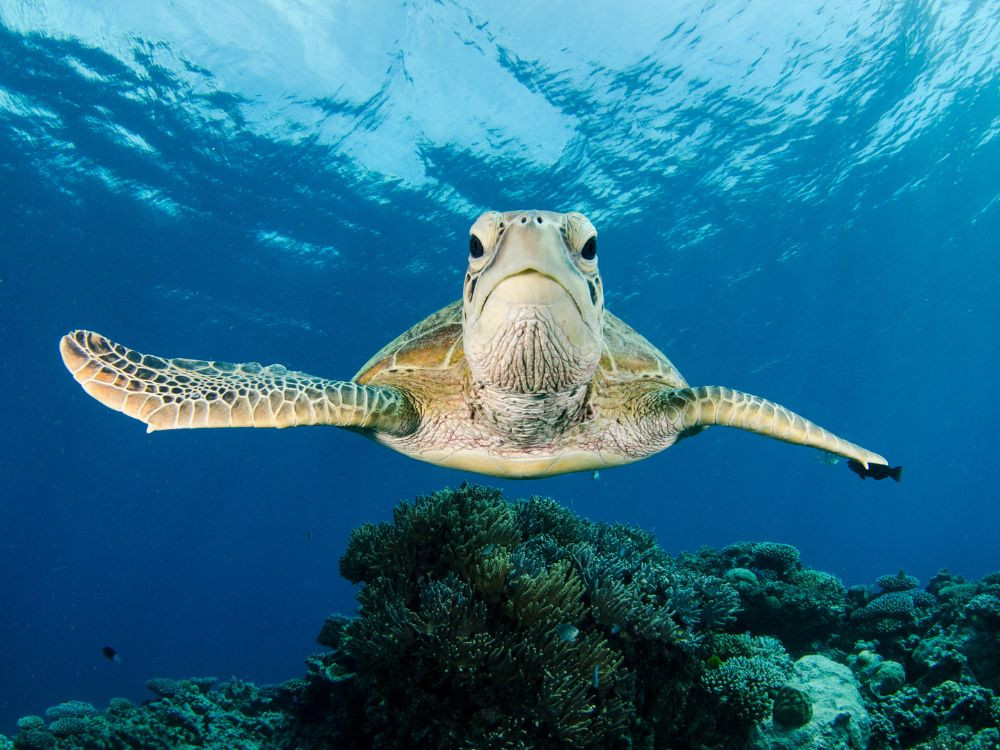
[340, 485, 521, 586]
[515, 495, 582, 547]
[336, 487, 1000, 748]
[337, 484, 748, 749]
[507, 559, 586, 627]
[339, 485, 634, 748]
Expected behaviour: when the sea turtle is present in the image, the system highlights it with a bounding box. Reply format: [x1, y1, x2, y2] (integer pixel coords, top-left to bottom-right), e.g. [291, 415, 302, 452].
[60, 209, 893, 479]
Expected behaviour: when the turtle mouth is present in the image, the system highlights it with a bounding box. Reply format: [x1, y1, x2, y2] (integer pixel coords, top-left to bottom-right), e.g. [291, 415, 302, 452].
[481, 270, 583, 318]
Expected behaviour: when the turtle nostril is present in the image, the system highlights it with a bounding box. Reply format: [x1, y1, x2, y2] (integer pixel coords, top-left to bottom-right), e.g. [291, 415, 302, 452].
[520, 216, 527, 224]
[535, 216, 543, 224]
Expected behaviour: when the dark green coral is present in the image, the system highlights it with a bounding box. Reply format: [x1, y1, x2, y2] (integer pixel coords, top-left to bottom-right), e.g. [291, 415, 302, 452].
[338, 483, 743, 749]
[771, 685, 813, 728]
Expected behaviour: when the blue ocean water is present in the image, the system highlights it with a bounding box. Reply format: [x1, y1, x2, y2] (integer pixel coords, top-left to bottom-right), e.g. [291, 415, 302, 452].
[0, 0, 997, 733]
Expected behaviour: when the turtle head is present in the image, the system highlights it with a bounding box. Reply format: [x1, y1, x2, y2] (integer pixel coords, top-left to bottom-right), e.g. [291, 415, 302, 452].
[462, 210, 604, 393]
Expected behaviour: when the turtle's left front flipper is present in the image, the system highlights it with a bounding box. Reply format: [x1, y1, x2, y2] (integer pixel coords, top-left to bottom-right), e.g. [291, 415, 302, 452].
[60, 330, 418, 435]
[646, 385, 890, 470]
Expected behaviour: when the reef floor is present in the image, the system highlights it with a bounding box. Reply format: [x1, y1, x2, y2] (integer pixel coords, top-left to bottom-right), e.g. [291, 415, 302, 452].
[4, 485, 998, 749]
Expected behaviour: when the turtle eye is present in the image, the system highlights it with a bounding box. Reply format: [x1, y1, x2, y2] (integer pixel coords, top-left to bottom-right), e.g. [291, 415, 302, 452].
[581, 236, 597, 261]
[469, 235, 485, 258]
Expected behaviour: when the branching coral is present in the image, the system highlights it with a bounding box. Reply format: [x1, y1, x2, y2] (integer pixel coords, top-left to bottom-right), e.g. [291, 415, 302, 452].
[337, 484, 747, 748]
[507, 559, 586, 627]
[721, 541, 801, 579]
[340, 484, 520, 586]
[966, 594, 1000, 627]
[701, 653, 791, 725]
[853, 587, 937, 638]
[876, 570, 920, 593]
[749, 542, 802, 576]
[515, 495, 581, 548]
[703, 555, 847, 653]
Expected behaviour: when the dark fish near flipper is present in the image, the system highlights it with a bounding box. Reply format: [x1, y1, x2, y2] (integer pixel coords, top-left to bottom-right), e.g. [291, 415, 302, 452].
[848, 459, 902, 482]
[102, 646, 121, 662]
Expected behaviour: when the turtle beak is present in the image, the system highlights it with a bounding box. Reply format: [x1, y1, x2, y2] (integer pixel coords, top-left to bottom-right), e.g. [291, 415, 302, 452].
[462, 210, 604, 394]
[474, 212, 593, 326]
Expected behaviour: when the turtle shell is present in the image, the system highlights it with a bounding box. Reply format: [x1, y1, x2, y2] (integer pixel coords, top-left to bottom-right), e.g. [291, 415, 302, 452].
[352, 300, 687, 392]
[352, 301, 466, 384]
[597, 312, 688, 389]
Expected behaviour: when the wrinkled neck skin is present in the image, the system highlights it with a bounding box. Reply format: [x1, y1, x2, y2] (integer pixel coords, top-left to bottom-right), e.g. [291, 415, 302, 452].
[464, 299, 601, 447]
[462, 209, 605, 449]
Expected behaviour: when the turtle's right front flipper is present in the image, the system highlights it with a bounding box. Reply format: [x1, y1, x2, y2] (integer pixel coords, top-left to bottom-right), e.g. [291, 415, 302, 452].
[644, 385, 891, 470]
[60, 330, 418, 435]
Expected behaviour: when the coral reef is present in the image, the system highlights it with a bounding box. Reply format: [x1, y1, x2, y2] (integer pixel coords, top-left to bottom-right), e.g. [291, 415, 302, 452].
[689, 540, 848, 653]
[845, 566, 1000, 749]
[3, 664, 365, 750]
[2, 485, 998, 749]
[750, 654, 870, 750]
[771, 684, 813, 728]
[337, 483, 745, 748]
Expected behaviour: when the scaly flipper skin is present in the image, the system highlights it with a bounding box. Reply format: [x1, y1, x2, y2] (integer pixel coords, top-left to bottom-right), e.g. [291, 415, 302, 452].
[648, 385, 887, 468]
[59, 330, 418, 436]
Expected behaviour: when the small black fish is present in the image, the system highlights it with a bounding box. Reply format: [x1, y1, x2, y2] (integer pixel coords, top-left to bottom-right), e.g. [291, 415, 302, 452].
[102, 646, 120, 662]
[847, 460, 902, 482]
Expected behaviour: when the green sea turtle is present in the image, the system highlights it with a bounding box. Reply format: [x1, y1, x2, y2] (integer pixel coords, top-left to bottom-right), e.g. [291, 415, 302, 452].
[60, 209, 894, 479]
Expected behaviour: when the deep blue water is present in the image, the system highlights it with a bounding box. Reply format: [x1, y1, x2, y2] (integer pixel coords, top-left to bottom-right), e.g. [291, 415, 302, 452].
[1, 0, 998, 734]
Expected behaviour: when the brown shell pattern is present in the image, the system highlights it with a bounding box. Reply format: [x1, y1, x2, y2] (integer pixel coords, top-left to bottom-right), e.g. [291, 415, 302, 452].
[353, 300, 687, 391]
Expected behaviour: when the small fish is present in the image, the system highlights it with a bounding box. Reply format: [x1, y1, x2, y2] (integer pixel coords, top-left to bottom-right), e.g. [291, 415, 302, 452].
[591, 470, 600, 480]
[618, 545, 627, 559]
[555, 623, 579, 642]
[102, 646, 121, 663]
[816, 451, 840, 466]
[306, 529, 312, 542]
[482, 543, 496, 556]
[847, 459, 902, 482]
[610, 624, 621, 635]
[593, 664, 600, 689]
